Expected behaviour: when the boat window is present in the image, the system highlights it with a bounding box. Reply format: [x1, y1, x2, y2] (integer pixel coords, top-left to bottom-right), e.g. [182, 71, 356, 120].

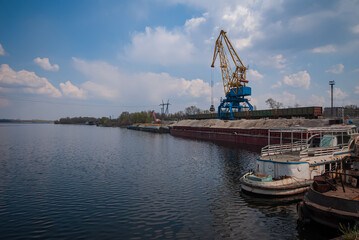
[319, 135, 334, 147]
[337, 135, 350, 145]
[349, 139, 355, 151]
[309, 136, 321, 148]
[325, 164, 330, 173]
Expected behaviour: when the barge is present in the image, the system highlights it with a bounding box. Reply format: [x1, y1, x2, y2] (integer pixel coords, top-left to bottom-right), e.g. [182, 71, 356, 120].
[170, 118, 331, 147]
[171, 125, 272, 146]
[127, 124, 170, 133]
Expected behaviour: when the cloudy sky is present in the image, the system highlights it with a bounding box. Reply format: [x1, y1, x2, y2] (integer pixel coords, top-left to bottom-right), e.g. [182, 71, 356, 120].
[0, 0, 358, 120]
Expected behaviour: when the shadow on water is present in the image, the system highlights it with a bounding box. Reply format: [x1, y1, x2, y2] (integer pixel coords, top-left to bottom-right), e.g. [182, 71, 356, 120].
[170, 135, 262, 154]
[240, 191, 305, 206]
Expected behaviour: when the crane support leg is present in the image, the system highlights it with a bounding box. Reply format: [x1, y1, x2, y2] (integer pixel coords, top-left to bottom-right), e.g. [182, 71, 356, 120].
[217, 97, 253, 120]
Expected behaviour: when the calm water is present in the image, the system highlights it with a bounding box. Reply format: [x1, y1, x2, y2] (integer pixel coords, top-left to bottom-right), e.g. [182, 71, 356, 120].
[0, 124, 338, 239]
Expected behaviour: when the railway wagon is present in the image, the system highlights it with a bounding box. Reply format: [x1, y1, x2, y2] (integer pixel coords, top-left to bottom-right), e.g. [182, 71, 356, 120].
[188, 106, 322, 120]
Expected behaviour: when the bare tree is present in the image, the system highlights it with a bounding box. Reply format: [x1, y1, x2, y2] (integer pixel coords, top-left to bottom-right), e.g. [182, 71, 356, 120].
[265, 98, 283, 109]
[185, 106, 201, 115]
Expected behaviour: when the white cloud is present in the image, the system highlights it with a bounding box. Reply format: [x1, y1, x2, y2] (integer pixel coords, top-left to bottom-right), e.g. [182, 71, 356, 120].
[82, 81, 118, 100]
[309, 94, 325, 106]
[0, 44, 5, 55]
[219, 4, 262, 50]
[353, 68, 359, 72]
[354, 86, 359, 94]
[247, 69, 263, 81]
[283, 71, 311, 89]
[185, 15, 206, 32]
[280, 91, 296, 107]
[312, 44, 336, 53]
[34, 57, 59, 71]
[327, 88, 348, 99]
[0, 64, 61, 97]
[72, 57, 120, 99]
[271, 80, 282, 89]
[222, 5, 259, 33]
[247, 96, 258, 108]
[60, 81, 86, 99]
[352, 24, 359, 34]
[124, 27, 196, 66]
[262, 54, 286, 69]
[232, 36, 253, 50]
[326, 64, 344, 74]
[73, 58, 211, 106]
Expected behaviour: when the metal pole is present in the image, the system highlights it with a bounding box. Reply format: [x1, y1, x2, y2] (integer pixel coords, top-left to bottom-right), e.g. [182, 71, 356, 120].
[268, 129, 270, 146]
[329, 80, 335, 117]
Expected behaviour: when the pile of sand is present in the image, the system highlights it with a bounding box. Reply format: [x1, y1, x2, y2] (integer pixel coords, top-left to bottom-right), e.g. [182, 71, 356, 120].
[170, 118, 332, 129]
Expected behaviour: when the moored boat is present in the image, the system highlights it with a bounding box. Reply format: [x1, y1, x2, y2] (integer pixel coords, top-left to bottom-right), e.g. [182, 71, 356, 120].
[240, 127, 358, 196]
[297, 138, 359, 228]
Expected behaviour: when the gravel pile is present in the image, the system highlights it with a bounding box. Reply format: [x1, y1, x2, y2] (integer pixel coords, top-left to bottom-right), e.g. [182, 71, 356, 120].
[170, 118, 332, 129]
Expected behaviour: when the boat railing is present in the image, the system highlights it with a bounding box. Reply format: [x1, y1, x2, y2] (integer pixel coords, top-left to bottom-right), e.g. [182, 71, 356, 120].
[261, 140, 307, 156]
[347, 127, 358, 135]
[299, 146, 341, 158]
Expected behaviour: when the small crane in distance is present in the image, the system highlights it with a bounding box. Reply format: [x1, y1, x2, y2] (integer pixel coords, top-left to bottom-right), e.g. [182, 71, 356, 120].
[211, 30, 253, 119]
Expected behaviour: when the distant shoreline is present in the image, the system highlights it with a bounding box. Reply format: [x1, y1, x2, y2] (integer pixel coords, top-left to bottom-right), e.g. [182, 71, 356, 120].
[0, 119, 54, 123]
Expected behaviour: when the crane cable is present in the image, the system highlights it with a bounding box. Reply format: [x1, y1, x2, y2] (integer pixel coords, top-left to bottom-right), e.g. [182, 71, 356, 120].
[211, 67, 214, 106]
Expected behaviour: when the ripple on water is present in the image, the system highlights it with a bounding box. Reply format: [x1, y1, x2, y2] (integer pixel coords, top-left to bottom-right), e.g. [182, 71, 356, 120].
[0, 125, 341, 239]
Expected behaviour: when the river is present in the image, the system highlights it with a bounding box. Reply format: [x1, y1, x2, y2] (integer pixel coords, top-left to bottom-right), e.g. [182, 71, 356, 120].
[0, 124, 339, 239]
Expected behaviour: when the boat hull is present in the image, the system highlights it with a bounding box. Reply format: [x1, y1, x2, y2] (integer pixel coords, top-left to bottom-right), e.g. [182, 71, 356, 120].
[298, 186, 359, 228]
[240, 176, 312, 196]
[170, 127, 297, 147]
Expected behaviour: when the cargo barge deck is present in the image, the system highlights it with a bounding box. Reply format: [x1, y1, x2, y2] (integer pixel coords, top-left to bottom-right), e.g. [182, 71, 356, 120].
[170, 126, 314, 148]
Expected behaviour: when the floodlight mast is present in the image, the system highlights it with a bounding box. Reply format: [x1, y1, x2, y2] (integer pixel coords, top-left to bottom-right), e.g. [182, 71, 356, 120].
[329, 80, 335, 117]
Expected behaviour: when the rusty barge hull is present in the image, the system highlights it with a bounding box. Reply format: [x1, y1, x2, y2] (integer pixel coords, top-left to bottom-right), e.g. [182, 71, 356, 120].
[170, 126, 305, 147]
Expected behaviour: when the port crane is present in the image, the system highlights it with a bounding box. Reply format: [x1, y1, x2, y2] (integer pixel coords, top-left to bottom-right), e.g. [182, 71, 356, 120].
[151, 110, 161, 124]
[211, 30, 253, 119]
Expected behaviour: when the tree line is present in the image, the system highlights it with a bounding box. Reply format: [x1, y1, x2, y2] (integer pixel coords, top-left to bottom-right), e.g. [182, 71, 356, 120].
[54, 106, 203, 127]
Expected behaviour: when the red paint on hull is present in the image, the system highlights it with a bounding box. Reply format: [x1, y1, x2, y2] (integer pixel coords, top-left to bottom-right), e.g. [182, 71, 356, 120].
[170, 126, 306, 147]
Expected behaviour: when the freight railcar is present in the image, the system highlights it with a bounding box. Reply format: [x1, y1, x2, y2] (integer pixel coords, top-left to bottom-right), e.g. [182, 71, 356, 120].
[188, 106, 322, 120]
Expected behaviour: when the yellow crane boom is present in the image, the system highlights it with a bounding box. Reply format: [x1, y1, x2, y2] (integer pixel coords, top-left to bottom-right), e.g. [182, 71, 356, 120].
[211, 30, 248, 95]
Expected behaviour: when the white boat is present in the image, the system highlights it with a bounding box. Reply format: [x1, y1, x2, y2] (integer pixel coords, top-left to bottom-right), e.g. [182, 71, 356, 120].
[240, 126, 358, 196]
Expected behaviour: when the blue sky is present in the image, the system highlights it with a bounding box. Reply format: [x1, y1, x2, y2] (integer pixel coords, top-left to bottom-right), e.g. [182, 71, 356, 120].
[0, 0, 358, 120]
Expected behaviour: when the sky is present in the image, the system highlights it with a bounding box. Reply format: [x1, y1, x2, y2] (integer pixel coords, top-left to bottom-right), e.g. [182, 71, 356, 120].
[0, 0, 358, 120]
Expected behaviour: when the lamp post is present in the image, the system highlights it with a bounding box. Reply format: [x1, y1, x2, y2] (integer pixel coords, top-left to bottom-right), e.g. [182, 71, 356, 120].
[329, 80, 335, 117]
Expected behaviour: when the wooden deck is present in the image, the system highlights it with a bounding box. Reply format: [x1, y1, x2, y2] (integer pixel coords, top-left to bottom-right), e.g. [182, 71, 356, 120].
[324, 184, 359, 201]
